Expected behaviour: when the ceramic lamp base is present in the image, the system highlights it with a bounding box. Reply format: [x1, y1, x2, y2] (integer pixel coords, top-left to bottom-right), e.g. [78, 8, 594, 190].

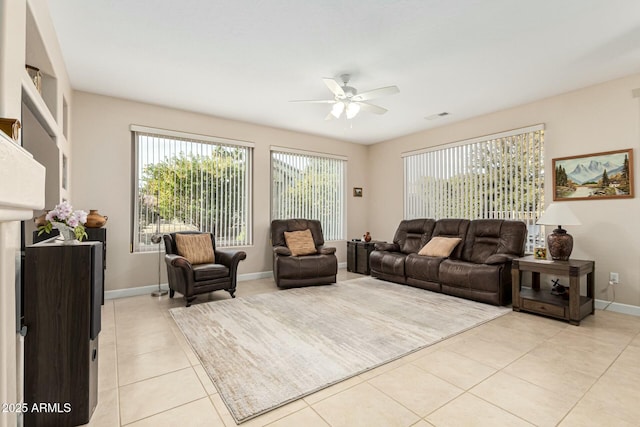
[547, 228, 573, 261]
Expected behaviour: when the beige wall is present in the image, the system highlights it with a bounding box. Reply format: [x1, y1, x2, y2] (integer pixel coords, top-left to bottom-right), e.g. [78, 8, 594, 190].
[73, 73, 640, 308]
[71, 91, 369, 291]
[369, 73, 640, 307]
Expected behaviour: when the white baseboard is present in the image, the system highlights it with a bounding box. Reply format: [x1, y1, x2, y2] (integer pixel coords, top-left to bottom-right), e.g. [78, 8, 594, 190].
[595, 299, 640, 317]
[238, 271, 273, 281]
[105, 283, 171, 300]
[105, 271, 273, 300]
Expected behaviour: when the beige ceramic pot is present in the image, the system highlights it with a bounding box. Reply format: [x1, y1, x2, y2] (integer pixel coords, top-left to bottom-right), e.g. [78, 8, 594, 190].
[33, 211, 49, 227]
[85, 209, 108, 228]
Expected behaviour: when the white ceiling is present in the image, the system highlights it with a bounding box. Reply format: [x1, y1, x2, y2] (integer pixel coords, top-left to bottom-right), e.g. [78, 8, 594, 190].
[48, 0, 640, 145]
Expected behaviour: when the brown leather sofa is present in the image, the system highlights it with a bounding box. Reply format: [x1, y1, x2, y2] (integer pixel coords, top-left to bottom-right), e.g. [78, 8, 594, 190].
[271, 219, 338, 288]
[370, 218, 526, 305]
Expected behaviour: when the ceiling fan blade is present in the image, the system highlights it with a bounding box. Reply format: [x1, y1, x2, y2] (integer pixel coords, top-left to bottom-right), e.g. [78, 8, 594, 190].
[289, 99, 335, 104]
[357, 102, 388, 115]
[324, 112, 336, 121]
[323, 78, 346, 98]
[352, 85, 399, 102]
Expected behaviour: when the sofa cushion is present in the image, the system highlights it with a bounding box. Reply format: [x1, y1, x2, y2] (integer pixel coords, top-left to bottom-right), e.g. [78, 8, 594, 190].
[271, 219, 325, 248]
[462, 219, 526, 264]
[175, 233, 215, 265]
[418, 237, 461, 257]
[192, 263, 229, 281]
[284, 229, 317, 256]
[405, 253, 443, 283]
[431, 219, 470, 259]
[275, 254, 337, 279]
[369, 251, 407, 278]
[394, 219, 436, 254]
[439, 259, 503, 293]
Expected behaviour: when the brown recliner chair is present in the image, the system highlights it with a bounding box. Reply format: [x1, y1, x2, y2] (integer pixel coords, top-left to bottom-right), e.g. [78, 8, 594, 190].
[270, 219, 338, 288]
[163, 231, 246, 306]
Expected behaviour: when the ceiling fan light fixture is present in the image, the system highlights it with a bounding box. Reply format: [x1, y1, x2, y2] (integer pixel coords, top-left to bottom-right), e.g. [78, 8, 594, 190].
[294, 75, 399, 121]
[346, 102, 360, 119]
[331, 101, 345, 118]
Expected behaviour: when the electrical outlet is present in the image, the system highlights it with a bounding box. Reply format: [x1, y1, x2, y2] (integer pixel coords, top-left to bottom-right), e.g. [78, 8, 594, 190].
[609, 272, 619, 285]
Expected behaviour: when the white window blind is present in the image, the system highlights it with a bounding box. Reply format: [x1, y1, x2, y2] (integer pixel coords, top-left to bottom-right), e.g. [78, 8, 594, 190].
[132, 127, 253, 252]
[403, 126, 544, 252]
[271, 148, 346, 241]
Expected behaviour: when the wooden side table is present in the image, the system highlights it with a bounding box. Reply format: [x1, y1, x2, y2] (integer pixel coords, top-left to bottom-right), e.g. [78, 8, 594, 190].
[346, 241, 377, 275]
[512, 255, 595, 325]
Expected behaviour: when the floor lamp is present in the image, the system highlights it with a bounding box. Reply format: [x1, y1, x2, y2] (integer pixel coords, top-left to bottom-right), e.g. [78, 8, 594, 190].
[150, 215, 168, 297]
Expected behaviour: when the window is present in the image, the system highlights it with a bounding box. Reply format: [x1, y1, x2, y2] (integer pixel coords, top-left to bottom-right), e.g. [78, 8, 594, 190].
[132, 125, 253, 252]
[403, 125, 544, 252]
[271, 147, 346, 241]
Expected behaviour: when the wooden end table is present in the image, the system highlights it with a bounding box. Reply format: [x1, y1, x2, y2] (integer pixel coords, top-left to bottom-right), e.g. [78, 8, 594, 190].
[512, 255, 595, 325]
[346, 240, 378, 275]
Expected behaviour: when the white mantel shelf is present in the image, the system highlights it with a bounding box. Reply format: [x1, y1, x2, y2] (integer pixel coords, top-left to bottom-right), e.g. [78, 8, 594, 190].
[0, 131, 46, 221]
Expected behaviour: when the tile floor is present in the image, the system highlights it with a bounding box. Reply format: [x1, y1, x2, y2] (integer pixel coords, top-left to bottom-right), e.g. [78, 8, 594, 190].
[85, 271, 640, 426]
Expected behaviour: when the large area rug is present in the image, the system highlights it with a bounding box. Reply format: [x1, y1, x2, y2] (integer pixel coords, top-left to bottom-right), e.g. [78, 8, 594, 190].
[170, 277, 509, 423]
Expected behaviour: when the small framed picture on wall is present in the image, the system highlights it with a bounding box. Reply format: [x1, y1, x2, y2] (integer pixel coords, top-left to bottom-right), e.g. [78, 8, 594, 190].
[353, 187, 363, 197]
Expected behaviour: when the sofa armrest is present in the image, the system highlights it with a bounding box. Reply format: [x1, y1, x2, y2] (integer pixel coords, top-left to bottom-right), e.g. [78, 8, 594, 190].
[165, 253, 193, 270]
[318, 246, 336, 255]
[273, 246, 292, 256]
[484, 253, 518, 265]
[215, 248, 248, 269]
[216, 249, 247, 290]
[164, 253, 195, 296]
[375, 242, 400, 252]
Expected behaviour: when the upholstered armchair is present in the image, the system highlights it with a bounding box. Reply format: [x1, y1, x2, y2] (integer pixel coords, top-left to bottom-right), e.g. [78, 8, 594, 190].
[163, 231, 247, 306]
[270, 219, 338, 288]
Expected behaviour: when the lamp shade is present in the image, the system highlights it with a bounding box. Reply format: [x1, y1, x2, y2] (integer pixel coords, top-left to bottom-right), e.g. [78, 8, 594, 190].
[536, 203, 581, 227]
[345, 102, 361, 119]
[330, 102, 345, 119]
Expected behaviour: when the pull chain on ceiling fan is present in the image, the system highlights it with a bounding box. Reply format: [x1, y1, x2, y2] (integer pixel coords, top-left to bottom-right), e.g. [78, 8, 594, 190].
[290, 74, 399, 120]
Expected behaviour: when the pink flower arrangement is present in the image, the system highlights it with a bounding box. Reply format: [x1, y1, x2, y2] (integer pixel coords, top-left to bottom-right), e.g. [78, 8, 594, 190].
[37, 201, 88, 241]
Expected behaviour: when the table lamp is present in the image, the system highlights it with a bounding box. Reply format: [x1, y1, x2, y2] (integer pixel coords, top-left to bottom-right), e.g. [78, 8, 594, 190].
[536, 203, 581, 261]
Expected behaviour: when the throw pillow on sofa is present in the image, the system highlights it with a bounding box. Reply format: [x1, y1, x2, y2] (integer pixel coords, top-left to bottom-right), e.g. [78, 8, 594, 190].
[284, 229, 317, 256]
[418, 237, 462, 257]
[175, 233, 216, 265]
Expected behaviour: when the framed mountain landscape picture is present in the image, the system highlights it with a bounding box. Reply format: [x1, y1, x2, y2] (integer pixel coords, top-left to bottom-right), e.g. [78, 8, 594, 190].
[553, 148, 633, 201]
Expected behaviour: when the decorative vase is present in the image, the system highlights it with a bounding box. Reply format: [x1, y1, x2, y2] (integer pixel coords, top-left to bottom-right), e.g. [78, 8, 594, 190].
[52, 221, 78, 245]
[85, 210, 108, 228]
[364, 232, 372, 242]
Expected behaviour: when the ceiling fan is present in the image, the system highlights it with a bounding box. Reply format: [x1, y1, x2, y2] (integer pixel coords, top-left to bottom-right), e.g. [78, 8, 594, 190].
[291, 74, 399, 120]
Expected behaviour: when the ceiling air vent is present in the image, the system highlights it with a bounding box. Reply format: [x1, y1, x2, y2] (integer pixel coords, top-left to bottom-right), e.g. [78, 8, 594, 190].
[425, 112, 450, 120]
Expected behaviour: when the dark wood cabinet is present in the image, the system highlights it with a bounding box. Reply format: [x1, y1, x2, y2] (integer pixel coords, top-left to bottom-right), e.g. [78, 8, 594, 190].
[33, 227, 107, 304]
[85, 228, 107, 304]
[24, 242, 102, 426]
[85, 228, 107, 267]
[347, 241, 377, 275]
